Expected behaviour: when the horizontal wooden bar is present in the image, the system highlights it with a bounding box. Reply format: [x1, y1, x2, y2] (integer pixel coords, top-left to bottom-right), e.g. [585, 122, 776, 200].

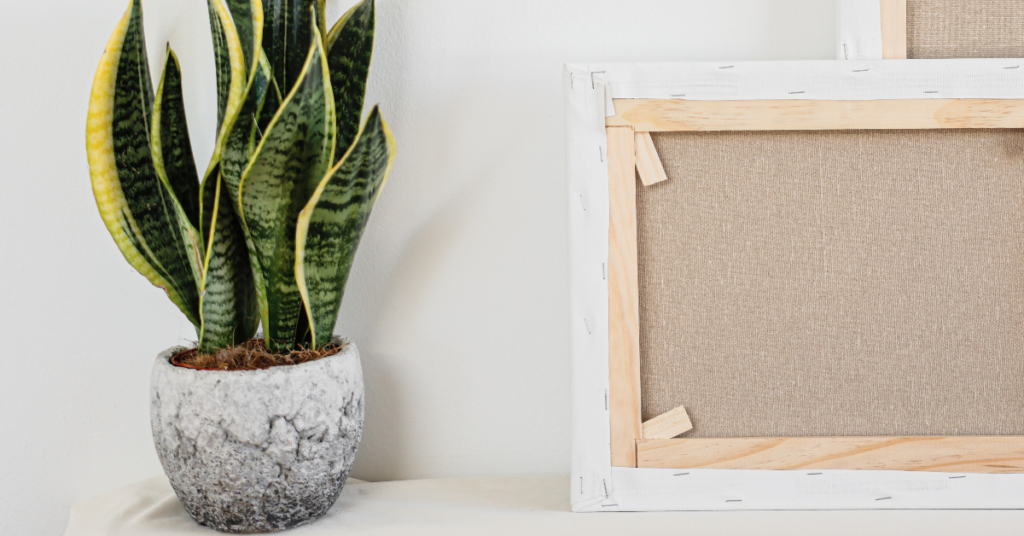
[636, 437, 1024, 473]
[606, 99, 1024, 132]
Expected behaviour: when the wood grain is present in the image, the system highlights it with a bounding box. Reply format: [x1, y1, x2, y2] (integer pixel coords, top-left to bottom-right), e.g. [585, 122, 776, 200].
[642, 405, 693, 440]
[607, 126, 641, 468]
[634, 132, 669, 186]
[880, 0, 908, 59]
[605, 99, 1024, 132]
[637, 437, 1024, 473]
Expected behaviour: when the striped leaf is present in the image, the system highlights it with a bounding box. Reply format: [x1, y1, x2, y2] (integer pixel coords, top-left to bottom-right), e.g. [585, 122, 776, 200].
[152, 48, 201, 229]
[208, 0, 232, 132]
[239, 19, 336, 352]
[262, 0, 316, 92]
[258, 75, 282, 136]
[199, 171, 260, 351]
[86, 0, 201, 328]
[315, 0, 327, 43]
[296, 106, 394, 348]
[221, 52, 274, 207]
[206, 0, 247, 152]
[224, 0, 264, 75]
[151, 46, 204, 286]
[200, 0, 246, 240]
[326, 0, 374, 162]
[219, 51, 274, 326]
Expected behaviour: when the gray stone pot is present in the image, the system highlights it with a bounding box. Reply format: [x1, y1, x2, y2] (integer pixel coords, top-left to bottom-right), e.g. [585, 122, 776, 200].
[150, 339, 364, 533]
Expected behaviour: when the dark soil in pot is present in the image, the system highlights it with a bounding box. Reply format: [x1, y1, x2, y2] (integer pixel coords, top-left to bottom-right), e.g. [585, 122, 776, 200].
[172, 338, 344, 371]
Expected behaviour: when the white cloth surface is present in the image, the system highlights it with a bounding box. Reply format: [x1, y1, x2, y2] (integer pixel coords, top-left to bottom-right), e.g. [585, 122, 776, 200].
[64, 474, 1024, 535]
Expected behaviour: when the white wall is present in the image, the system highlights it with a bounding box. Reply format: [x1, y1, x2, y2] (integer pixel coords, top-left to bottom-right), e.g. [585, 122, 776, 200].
[0, 1, 834, 534]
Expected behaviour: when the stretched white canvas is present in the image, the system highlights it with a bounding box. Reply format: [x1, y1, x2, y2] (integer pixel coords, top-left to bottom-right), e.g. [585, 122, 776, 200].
[836, 0, 885, 59]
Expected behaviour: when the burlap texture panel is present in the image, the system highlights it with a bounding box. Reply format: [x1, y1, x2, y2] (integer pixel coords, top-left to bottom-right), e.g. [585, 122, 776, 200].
[638, 130, 1024, 436]
[907, 0, 1024, 58]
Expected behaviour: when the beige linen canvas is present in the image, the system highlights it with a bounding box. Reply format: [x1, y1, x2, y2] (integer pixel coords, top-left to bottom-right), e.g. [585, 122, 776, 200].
[638, 130, 1024, 437]
[907, 0, 1024, 58]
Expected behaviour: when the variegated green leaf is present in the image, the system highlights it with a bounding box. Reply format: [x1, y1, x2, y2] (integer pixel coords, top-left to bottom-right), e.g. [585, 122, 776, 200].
[206, 0, 247, 157]
[199, 171, 260, 351]
[208, 0, 232, 132]
[258, 74, 282, 136]
[326, 0, 374, 162]
[239, 19, 336, 352]
[86, 0, 201, 328]
[225, 0, 264, 74]
[200, 0, 246, 239]
[152, 47, 201, 229]
[221, 52, 273, 206]
[296, 106, 394, 348]
[152, 46, 205, 287]
[262, 0, 316, 92]
[315, 0, 327, 43]
[220, 51, 274, 325]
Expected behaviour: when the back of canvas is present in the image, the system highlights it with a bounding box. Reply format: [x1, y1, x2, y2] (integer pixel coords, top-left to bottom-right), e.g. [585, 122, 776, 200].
[638, 129, 1024, 437]
[907, 0, 1024, 58]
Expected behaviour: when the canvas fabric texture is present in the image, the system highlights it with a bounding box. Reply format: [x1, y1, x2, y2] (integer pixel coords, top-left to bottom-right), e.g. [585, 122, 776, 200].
[907, 0, 1024, 59]
[638, 129, 1024, 437]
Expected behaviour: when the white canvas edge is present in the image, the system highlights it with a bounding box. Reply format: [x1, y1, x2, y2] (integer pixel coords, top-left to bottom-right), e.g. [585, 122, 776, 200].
[564, 59, 1024, 512]
[836, 0, 884, 60]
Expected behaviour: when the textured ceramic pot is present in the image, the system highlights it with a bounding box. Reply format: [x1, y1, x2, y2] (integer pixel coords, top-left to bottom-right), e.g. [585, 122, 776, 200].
[150, 338, 364, 533]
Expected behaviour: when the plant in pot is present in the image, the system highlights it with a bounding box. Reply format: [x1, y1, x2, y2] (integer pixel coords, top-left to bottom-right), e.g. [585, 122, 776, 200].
[85, 0, 395, 531]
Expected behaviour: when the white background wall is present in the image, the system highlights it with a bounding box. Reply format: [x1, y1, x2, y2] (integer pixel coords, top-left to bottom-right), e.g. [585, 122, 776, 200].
[0, 1, 834, 533]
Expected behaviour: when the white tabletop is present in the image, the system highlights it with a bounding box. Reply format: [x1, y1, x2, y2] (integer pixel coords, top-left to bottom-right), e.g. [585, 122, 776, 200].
[65, 474, 1024, 535]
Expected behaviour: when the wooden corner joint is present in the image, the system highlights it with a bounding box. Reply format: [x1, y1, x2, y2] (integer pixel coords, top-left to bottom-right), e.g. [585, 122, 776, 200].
[642, 404, 693, 440]
[634, 131, 669, 186]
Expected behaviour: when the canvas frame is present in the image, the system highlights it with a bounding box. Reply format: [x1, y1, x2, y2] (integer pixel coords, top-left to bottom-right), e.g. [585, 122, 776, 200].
[565, 59, 1024, 512]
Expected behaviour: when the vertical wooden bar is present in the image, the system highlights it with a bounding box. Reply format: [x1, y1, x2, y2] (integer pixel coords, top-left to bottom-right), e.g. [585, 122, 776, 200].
[880, 0, 907, 59]
[607, 126, 641, 467]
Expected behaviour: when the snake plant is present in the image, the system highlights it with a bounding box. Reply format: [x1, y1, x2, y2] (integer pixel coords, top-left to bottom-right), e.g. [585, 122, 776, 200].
[86, 0, 395, 353]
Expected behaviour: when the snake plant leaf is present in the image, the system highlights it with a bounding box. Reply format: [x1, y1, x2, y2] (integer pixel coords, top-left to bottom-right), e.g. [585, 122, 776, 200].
[326, 0, 374, 162]
[239, 20, 336, 352]
[225, 0, 264, 74]
[198, 171, 260, 351]
[221, 51, 273, 207]
[258, 75, 282, 136]
[262, 0, 316, 92]
[206, 0, 247, 149]
[296, 106, 395, 348]
[200, 0, 246, 240]
[315, 0, 327, 43]
[219, 51, 274, 324]
[86, 0, 201, 328]
[151, 46, 205, 286]
[152, 48, 201, 231]
[208, 0, 232, 132]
